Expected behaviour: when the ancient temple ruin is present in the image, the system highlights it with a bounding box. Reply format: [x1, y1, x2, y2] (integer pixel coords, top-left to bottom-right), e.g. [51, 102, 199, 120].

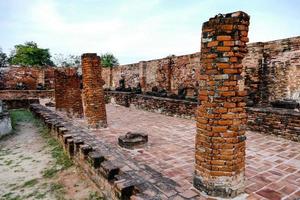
[0, 11, 299, 200]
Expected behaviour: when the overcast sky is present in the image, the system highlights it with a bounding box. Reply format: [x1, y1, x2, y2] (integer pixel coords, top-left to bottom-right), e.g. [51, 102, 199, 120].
[0, 0, 299, 64]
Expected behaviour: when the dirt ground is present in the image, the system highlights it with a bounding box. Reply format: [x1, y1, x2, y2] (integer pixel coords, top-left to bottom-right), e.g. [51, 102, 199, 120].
[0, 113, 103, 200]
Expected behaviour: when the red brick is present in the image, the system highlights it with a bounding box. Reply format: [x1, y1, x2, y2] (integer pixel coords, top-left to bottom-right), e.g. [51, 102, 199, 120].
[217, 35, 232, 41]
[223, 41, 235, 47]
[217, 63, 230, 69]
[220, 91, 235, 97]
[217, 46, 231, 52]
[207, 41, 219, 47]
[82, 53, 107, 128]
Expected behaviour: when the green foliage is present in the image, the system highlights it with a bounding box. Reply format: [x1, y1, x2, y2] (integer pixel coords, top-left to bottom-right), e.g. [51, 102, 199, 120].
[100, 53, 119, 68]
[0, 48, 8, 67]
[9, 41, 54, 67]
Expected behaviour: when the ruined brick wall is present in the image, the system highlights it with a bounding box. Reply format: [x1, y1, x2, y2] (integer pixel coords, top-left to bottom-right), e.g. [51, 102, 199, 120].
[103, 36, 300, 105]
[54, 68, 83, 117]
[81, 53, 107, 128]
[242, 43, 264, 105]
[0, 90, 54, 100]
[0, 67, 55, 90]
[194, 11, 250, 197]
[111, 63, 140, 89]
[243, 37, 300, 105]
[105, 53, 201, 95]
[171, 53, 201, 94]
[247, 107, 300, 142]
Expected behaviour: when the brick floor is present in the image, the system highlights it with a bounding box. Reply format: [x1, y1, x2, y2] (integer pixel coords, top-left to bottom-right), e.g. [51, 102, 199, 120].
[66, 104, 300, 199]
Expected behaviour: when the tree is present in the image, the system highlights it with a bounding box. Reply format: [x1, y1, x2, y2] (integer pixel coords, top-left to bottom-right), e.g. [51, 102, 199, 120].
[100, 53, 119, 68]
[52, 53, 81, 67]
[9, 41, 54, 66]
[0, 48, 8, 68]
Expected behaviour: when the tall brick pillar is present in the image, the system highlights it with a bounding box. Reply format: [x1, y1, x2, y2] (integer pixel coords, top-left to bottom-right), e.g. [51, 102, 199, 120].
[81, 53, 107, 128]
[194, 11, 250, 198]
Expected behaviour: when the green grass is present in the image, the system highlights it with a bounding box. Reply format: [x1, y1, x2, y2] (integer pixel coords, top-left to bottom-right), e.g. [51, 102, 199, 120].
[42, 167, 59, 178]
[1, 192, 22, 200]
[50, 183, 66, 200]
[22, 179, 38, 188]
[88, 191, 104, 200]
[9, 109, 34, 130]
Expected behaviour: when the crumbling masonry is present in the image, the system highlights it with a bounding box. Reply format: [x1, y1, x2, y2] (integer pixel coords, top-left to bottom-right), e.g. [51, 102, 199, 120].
[54, 68, 83, 117]
[194, 11, 250, 197]
[81, 53, 107, 128]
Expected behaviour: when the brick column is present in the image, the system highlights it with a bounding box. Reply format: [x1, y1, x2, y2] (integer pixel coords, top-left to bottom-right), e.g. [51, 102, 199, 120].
[54, 68, 83, 117]
[54, 70, 67, 111]
[194, 11, 250, 198]
[81, 53, 107, 128]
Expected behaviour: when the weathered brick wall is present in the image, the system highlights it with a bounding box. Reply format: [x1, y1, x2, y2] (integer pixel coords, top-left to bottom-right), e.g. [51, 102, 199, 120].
[103, 36, 300, 106]
[105, 54, 201, 95]
[81, 53, 107, 128]
[243, 37, 300, 105]
[0, 67, 55, 90]
[194, 11, 250, 197]
[247, 107, 300, 142]
[0, 90, 54, 100]
[54, 68, 83, 117]
[242, 43, 264, 105]
[170, 53, 201, 94]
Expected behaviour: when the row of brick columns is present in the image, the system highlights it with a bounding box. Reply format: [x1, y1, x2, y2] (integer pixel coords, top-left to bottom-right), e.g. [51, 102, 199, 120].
[53, 11, 249, 198]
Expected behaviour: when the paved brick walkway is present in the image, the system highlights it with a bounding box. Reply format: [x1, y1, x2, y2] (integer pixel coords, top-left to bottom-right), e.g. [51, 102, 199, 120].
[72, 104, 300, 199]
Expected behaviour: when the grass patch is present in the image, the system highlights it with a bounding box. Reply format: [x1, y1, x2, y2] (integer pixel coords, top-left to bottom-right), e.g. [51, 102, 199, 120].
[39, 128, 73, 170]
[4, 159, 13, 166]
[9, 109, 34, 130]
[1, 192, 22, 200]
[22, 178, 38, 187]
[34, 192, 47, 199]
[50, 183, 65, 200]
[88, 191, 104, 200]
[42, 167, 60, 178]
[50, 182, 64, 191]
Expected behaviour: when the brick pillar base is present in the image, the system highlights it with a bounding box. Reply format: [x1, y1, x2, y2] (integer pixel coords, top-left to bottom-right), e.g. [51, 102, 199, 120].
[194, 11, 250, 198]
[81, 53, 107, 128]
